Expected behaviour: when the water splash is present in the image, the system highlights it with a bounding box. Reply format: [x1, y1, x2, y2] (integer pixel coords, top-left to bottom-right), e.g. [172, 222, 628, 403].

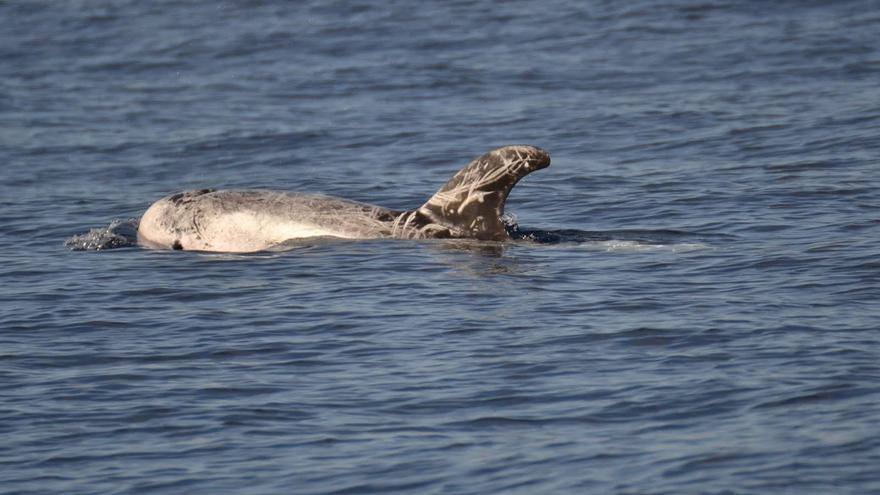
[65, 218, 140, 251]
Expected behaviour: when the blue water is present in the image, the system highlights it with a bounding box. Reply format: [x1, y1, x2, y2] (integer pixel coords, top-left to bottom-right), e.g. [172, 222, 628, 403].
[2, 1, 880, 493]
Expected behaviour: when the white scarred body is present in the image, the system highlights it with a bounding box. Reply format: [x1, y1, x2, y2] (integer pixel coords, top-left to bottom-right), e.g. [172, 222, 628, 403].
[137, 145, 550, 253]
[138, 192, 399, 252]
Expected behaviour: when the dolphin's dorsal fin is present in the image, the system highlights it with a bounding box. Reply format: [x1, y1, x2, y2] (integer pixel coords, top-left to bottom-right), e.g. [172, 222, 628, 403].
[393, 145, 550, 240]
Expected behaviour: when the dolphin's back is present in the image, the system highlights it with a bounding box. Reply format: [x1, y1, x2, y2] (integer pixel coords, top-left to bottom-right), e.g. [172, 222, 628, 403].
[137, 190, 397, 252]
[137, 145, 550, 252]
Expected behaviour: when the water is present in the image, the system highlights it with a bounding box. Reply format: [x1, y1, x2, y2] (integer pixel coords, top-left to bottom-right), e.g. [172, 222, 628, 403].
[2, 1, 879, 493]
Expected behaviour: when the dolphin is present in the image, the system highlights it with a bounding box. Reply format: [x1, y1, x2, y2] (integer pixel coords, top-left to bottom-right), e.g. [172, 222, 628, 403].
[137, 145, 550, 252]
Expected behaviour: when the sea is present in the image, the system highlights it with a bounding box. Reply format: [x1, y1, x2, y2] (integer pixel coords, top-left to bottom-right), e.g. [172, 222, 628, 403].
[1, 1, 879, 494]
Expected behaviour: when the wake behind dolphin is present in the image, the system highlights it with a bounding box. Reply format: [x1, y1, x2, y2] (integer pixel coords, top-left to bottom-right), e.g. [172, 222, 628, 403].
[136, 145, 550, 253]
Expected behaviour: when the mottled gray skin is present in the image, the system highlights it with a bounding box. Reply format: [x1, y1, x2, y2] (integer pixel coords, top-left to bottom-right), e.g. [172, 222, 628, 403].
[137, 145, 550, 252]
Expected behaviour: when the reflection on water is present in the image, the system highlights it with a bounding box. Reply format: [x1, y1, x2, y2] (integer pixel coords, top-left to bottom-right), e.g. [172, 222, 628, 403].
[65, 221, 719, 255]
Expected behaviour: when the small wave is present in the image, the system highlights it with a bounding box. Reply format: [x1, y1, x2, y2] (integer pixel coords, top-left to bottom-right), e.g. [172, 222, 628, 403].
[64, 218, 139, 251]
[507, 223, 722, 252]
[577, 240, 710, 252]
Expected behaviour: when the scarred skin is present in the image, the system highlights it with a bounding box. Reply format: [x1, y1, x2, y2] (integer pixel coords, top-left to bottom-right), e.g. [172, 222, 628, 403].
[137, 145, 550, 253]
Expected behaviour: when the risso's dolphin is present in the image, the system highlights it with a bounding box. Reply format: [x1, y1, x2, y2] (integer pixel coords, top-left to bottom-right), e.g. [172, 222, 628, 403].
[137, 145, 550, 252]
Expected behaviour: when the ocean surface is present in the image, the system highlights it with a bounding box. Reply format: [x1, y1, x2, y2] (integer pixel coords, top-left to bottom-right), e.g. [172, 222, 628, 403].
[2, 1, 879, 493]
